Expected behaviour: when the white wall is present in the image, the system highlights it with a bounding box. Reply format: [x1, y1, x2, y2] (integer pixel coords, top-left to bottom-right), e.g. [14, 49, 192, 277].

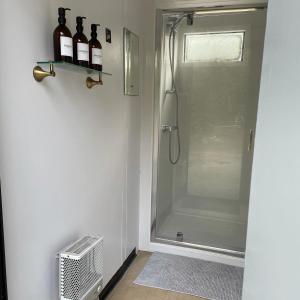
[0, 0, 146, 299]
[139, 0, 156, 251]
[243, 0, 300, 299]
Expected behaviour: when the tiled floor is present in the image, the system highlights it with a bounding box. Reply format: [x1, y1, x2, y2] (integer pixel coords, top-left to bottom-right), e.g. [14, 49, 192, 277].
[107, 251, 205, 300]
[157, 211, 246, 252]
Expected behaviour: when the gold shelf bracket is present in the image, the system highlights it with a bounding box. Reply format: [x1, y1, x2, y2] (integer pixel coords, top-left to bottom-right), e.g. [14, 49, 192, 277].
[33, 63, 56, 82]
[86, 73, 103, 89]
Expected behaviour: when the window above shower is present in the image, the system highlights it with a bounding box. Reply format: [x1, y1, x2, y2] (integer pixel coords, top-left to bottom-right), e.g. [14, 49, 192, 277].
[184, 31, 245, 63]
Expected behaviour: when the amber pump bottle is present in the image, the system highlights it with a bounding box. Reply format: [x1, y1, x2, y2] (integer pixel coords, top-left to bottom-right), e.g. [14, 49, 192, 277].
[89, 24, 103, 71]
[73, 17, 89, 67]
[53, 7, 73, 63]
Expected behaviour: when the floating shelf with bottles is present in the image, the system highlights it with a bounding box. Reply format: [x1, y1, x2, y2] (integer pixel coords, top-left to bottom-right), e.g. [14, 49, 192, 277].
[33, 61, 112, 89]
[33, 7, 111, 89]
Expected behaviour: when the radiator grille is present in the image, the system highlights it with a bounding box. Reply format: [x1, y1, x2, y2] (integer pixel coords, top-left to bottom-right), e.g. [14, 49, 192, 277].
[59, 237, 103, 300]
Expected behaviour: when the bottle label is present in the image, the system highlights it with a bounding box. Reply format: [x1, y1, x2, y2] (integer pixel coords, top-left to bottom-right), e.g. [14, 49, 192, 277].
[60, 36, 73, 57]
[92, 48, 103, 65]
[77, 43, 89, 61]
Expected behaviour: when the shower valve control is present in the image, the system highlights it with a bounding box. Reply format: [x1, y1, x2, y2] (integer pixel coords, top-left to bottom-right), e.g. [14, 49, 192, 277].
[162, 125, 178, 133]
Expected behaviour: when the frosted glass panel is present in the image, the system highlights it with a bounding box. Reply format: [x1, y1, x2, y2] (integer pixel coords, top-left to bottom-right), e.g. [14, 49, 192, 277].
[184, 32, 245, 62]
[187, 124, 244, 200]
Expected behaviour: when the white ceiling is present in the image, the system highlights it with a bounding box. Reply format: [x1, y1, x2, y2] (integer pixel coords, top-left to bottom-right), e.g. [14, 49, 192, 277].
[155, 0, 268, 9]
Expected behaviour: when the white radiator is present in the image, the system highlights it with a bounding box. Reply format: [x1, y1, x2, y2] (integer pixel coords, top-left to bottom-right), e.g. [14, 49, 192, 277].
[58, 236, 104, 300]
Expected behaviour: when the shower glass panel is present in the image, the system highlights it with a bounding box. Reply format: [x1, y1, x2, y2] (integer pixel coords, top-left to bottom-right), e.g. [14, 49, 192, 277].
[152, 8, 266, 256]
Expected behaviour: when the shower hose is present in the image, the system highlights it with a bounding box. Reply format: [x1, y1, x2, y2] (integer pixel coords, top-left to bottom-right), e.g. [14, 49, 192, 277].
[165, 14, 187, 165]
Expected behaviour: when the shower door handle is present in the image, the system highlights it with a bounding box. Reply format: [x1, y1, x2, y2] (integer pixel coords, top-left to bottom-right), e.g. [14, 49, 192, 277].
[248, 129, 254, 151]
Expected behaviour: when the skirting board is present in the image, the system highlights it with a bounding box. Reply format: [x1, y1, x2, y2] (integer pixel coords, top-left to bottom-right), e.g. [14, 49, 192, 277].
[99, 248, 137, 300]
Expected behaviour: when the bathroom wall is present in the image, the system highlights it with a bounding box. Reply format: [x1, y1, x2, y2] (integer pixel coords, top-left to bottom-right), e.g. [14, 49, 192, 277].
[243, 0, 300, 299]
[0, 0, 146, 299]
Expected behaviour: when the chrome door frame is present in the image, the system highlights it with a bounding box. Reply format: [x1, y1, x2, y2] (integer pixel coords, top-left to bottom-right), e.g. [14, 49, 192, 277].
[150, 4, 267, 258]
[0, 186, 7, 300]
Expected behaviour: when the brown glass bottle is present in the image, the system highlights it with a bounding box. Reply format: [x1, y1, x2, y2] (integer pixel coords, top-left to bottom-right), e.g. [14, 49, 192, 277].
[73, 17, 89, 67]
[89, 24, 103, 71]
[53, 8, 73, 63]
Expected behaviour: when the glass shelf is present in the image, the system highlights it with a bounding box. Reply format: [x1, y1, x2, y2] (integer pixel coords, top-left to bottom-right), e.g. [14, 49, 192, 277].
[37, 61, 112, 76]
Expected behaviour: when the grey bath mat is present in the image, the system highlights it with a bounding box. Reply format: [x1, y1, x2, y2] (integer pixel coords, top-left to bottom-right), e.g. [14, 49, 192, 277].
[134, 252, 243, 300]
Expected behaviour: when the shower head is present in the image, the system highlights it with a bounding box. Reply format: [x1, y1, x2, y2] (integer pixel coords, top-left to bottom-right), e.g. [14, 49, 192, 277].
[166, 16, 179, 27]
[167, 14, 188, 32]
[167, 13, 194, 31]
[168, 16, 178, 23]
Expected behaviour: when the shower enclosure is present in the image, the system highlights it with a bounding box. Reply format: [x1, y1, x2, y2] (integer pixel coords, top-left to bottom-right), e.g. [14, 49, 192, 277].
[152, 5, 267, 256]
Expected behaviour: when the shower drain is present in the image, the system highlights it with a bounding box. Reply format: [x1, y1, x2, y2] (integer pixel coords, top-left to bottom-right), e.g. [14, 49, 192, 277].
[176, 232, 184, 242]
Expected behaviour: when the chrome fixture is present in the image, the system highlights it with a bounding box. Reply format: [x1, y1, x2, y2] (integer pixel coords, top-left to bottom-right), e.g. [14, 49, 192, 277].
[164, 13, 193, 165]
[166, 89, 176, 94]
[162, 125, 178, 133]
[176, 232, 184, 242]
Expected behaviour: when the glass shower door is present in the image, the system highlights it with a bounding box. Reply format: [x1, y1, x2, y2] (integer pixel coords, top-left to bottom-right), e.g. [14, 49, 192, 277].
[0, 186, 7, 300]
[153, 9, 266, 255]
